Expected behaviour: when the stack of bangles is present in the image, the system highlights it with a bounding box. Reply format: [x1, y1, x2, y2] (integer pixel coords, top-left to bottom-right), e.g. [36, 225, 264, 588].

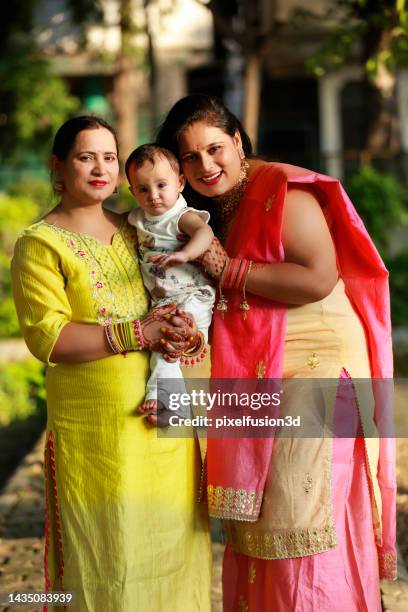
[104, 319, 144, 355]
[218, 257, 253, 319]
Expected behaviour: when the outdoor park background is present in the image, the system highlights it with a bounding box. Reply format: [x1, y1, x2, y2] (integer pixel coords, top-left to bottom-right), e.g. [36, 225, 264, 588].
[1, 1, 408, 610]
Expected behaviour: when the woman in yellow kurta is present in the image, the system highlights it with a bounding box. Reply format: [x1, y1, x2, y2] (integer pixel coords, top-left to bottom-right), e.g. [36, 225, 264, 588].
[11, 116, 211, 612]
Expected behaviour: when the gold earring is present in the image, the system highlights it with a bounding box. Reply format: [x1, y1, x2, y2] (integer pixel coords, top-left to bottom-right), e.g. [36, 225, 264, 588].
[239, 157, 249, 183]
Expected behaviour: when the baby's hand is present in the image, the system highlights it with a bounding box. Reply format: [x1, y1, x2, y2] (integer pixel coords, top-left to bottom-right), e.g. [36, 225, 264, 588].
[149, 252, 189, 267]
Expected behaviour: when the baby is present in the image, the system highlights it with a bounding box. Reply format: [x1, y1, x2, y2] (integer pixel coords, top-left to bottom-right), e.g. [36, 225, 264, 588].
[126, 144, 216, 423]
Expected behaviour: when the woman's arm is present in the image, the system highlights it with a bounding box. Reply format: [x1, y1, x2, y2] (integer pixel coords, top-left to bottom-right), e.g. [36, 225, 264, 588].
[198, 189, 338, 305]
[50, 322, 115, 363]
[11, 236, 197, 365]
[245, 189, 338, 304]
[50, 307, 198, 364]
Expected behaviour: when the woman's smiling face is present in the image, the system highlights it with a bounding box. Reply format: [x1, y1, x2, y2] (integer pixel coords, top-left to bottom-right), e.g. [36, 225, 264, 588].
[178, 121, 243, 197]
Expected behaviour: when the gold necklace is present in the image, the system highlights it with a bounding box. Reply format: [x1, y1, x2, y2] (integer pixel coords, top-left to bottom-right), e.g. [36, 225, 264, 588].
[212, 159, 249, 244]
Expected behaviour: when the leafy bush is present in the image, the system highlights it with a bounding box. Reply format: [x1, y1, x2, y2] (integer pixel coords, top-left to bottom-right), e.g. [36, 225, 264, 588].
[0, 359, 46, 487]
[0, 192, 40, 337]
[8, 177, 54, 216]
[386, 249, 408, 326]
[346, 166, 408, 327]
[0, 360, 45, 427]
[346, 166, 407, 257]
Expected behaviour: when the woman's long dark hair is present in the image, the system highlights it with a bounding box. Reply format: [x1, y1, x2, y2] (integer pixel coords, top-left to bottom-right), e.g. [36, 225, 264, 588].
[156, 94, 253, 212]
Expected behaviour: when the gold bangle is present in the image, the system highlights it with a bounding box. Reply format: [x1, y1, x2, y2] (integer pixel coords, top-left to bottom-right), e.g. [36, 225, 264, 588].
[110, 320, 141, 352]
[180, 331, 208, 366]
[182, 331, 205, 357]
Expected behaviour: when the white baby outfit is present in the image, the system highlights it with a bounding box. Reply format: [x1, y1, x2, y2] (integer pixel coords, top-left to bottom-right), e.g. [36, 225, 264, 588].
[128, 194, 215, 405]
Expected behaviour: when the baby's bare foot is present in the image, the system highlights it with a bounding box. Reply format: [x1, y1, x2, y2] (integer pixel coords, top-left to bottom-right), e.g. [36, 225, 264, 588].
[138, 399, 157, 414]
[147, 408, 181, 428]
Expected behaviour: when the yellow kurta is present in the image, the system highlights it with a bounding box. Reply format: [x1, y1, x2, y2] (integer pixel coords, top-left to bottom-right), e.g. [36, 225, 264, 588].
[11, 219, 211, 612]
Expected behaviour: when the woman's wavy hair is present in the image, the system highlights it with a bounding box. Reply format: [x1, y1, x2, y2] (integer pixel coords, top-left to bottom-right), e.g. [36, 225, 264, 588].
[156, 95, 253, 211]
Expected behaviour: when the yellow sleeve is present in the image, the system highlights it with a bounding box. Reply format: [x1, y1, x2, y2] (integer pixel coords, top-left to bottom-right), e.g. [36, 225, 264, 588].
[11, 235, 72, 365]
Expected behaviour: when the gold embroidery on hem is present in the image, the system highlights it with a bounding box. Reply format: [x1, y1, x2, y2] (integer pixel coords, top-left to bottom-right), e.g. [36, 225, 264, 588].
[239, 596, 249, 612]
[255, 361, 266, 379]
[207, 485, 263, 521]
[248, 560, 256, 584]
[341, 371, 382, 545]
[378, 551, 398, 580]
[229, 524, 337, 560]
[303, 473, 313, 494]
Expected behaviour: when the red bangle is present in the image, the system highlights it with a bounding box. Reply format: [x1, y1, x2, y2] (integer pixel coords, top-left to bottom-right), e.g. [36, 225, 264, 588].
[221, 258, 250, 290]
[235, 259, 250, 290]
[132, 319, 145, 349]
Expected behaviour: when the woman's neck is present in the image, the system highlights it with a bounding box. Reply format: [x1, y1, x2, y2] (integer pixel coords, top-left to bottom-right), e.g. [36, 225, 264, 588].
[43, 200, 122, 241]
[212, 158, 266, 244]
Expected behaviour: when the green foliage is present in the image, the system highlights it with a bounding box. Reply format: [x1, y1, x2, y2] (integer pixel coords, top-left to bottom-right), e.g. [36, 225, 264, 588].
[0, 193, 40, 256]
[0, 1, 81, 161]
[0, 357, 46, 487]
[346, 165, 408, 326]
[0, 360, 45, 427]
[8, 177, 54, 217]
[0, 52, 80, 161]
[306, 31, 356, 77]
[386, 249, 408, 325]
[0, 191, 41, 337]
[346, 165, 407, 257]
[300, 0, 408, 79]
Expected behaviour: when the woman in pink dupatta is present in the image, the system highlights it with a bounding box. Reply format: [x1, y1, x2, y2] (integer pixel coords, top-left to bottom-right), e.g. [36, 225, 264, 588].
[157, 94, 397, 611]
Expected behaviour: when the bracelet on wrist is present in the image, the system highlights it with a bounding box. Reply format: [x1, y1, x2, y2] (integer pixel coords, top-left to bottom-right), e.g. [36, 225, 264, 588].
[180, 331, 207, 366]
[216, 257, 253, 321]
[104, 319, 144, 354]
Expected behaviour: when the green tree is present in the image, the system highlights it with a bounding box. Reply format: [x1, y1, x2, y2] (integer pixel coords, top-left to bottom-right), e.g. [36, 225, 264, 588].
[303, 0, 408, 160]
[346, 165, 407, 256]
[0, 2, 80, 162]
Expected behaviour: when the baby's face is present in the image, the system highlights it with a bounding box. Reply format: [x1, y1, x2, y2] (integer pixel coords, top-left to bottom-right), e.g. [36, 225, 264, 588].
[128, 155, 184, 216]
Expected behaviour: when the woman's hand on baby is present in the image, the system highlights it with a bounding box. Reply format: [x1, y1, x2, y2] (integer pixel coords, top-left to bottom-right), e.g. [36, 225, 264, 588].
[140, 304, 198, 361]
[150, 252, 189, 267]
[160, 308, 198, 362]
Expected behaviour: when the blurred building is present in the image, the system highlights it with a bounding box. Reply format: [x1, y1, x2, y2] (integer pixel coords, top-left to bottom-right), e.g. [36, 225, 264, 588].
[33, 0, 408, 179]
[191, 0, 408, 180]
[33, 0, 213, 143]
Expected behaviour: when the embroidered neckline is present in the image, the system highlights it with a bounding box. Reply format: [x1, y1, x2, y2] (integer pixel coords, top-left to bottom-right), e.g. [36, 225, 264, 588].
[39, 216, 126, 247]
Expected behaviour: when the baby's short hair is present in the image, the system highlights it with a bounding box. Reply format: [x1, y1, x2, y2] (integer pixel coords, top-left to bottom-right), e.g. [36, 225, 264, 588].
[125, 144, 180, 181]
